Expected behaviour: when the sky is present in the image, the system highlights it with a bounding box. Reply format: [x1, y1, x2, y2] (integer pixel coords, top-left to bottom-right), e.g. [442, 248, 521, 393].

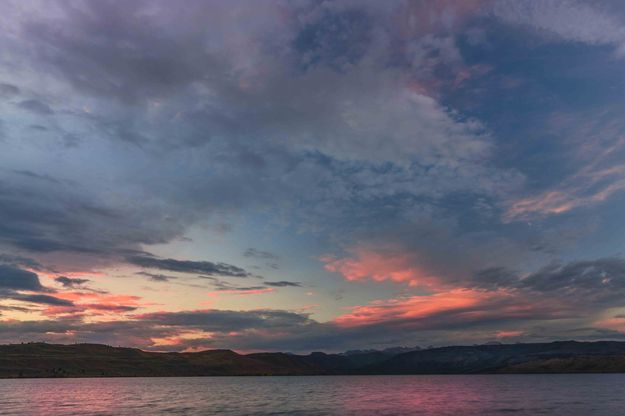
[3, 0, 625, 353]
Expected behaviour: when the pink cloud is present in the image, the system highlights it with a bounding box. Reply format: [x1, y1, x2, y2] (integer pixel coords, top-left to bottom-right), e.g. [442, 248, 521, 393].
[333, 289, 496, 327]
[593, 316, 625, 332]
[505, 137, 625, 221]
[322, 245, 437, 287]
[44, 292, 141, 317]
[496, 330, 524, 338]
[333, 288, 568, 330]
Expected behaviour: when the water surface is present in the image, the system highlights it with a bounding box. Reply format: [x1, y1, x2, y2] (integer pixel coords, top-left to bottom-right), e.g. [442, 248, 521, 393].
[0, 374, 623, 415]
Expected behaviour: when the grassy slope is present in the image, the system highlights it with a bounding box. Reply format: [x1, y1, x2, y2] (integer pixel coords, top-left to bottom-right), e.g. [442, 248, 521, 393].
[0, 343, 326, 378]
[4, 341, 625, 378]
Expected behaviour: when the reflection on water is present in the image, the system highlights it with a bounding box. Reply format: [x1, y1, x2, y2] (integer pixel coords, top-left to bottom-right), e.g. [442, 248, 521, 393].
[0, 374, 623, 415]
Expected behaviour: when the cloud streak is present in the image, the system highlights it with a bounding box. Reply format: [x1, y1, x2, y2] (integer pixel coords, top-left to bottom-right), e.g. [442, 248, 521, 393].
[126, 255, 254, 278]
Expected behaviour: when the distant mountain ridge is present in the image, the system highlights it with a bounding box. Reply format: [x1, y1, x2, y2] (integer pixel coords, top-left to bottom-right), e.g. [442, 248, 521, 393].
[3, 341, 625, 378]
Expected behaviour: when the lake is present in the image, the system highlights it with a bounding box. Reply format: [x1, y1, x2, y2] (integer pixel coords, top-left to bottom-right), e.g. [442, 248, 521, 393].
[0, 374, 623, 415]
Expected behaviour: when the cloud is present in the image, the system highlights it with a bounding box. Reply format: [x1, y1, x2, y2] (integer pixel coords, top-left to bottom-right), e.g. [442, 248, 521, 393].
[11, 169, 63, 184]
[505, 138, 625, 221]
[135, 272, 177, 282]
[136, 309, 312, 332]
[54, 276, 90, 288]
[209, 288, 275, 296]
[0, 0, 523, 277]
[0, 265, 89, 310]
[14, 294, 74, 307]
[293, 8, 372, 71]
[0, 292, 567, 352]
[0, 264, 43, 290]
[333, 289, 495, 327]
[471, 257, 625, 307]
[243, 248, 279, 260]
[0, 177, 187, 261]
[521, 258, 625, 297]
[320, 222, 538, 292]
[47, 292, 141, 317]
[322, 244, 436, 287]
[2, 0, 624, 352]
[0, 83, 19, 96]
[200, 276, 280, 294]
[17, 99, 53, 115]
[492, 0, 625, 56]
[264, 281, 301, 287]
[0, 254, 45, 271]
[470, 267, 519, 290]
[126, 255, 254, 278]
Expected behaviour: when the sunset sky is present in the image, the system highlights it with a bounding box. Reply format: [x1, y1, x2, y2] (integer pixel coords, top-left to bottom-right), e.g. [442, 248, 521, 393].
[3, 0, 625, 353]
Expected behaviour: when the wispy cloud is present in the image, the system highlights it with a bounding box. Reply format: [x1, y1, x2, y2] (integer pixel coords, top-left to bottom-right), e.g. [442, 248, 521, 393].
[505, 138, 625, 221]
[493, 0, 625, 56]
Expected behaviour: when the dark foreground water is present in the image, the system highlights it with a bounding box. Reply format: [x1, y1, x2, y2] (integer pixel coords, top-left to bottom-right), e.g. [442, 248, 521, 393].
[1, 374, 624, 415]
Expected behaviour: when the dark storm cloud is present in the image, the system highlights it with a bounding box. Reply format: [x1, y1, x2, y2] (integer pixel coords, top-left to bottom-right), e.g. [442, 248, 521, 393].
[54, 276, 90, 288]
[126, 255, 253, 278]
[0, 264, 43, 290]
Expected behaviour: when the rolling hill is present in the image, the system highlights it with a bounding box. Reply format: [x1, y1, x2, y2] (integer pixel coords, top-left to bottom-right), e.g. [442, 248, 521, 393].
[3, 341, 625, 378]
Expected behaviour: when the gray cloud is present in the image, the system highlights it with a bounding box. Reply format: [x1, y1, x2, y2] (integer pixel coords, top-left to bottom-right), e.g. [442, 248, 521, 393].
[0, 265, 80, 309]
[137, 309, 312, 332]
[0, 264, 42, 291]
[126, 255, 253, 278]
[243, 248, 279, 260]
[471, 258, 625, 307]
[264, 281, 302, 287]
[492, 0, 625, 56]
[13, 294, 74, 307]
[0, 0, 524, 278]
[0, 175, 187, 261]
[0, 254, 45, 271]
[18, 99, 53, 115]
[522, 258, 625, 296]
[11, 170, 63, 184]
[0, 296, 587, 352]
[135, 272, 177, 282]
[54, 276, 90, 288]
[0, 83, 19, 96]
[198, 276, 266, 292]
